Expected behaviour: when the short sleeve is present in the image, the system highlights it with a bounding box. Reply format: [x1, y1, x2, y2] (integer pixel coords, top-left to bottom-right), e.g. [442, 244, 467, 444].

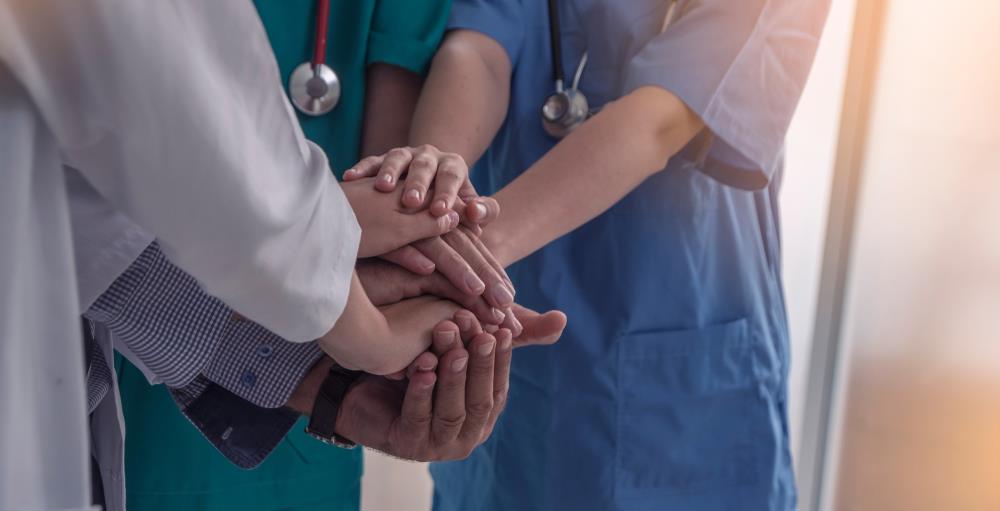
[448, 0, 526, 67]
[623, 0, 830, 189]
[368, 0, 452, 75]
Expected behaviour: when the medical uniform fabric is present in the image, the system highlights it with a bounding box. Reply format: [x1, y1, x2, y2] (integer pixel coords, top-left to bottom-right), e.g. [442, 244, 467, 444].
[0, 1, 363, 508]
[113, 1, 450, 510]
[431, 1, 829, 510]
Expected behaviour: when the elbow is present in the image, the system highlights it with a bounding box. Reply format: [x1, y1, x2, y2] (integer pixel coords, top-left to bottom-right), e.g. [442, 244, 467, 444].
[625, 86, 706, 175]
[436, 30, 512, 86]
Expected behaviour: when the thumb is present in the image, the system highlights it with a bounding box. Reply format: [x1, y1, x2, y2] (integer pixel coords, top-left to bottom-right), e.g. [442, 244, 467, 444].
[510, 304, 567, 348]
[397, 210, 460, 243]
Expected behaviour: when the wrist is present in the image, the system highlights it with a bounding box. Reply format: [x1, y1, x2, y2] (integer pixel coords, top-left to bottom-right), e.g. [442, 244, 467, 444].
[286, 357, 335, 415]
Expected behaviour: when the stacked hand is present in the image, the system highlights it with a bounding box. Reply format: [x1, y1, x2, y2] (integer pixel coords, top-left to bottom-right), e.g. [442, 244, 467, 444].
[312, 144, 565, 459]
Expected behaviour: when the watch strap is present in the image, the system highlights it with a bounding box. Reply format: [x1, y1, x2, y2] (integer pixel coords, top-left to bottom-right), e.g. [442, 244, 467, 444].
[305, 364, 362, 448]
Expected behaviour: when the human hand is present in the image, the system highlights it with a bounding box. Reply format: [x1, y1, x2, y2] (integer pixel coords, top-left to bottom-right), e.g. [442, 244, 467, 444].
[341, 178, 459, 258]
[335, 314, 512, 460]
[320, 276, 460, 375]
[343, 145, 484, 219]
[356, 258, 503, 325]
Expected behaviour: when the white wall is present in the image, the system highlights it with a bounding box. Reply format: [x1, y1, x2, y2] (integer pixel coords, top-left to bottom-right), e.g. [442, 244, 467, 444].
[361, 3, 859, 509]
[781, 0, 857, 457]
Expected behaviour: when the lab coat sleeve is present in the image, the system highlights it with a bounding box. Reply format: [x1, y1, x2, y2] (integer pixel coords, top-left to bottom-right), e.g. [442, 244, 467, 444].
[448, 0, 527, 67]
[623, 0, 831, 189]
[368, 0, 452, 75]
[0, 1, 359, 342]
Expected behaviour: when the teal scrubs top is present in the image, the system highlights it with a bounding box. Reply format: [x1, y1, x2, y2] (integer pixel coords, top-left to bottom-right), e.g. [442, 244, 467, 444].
[115, 1, 448, 509]
[430, 1, 829, 510]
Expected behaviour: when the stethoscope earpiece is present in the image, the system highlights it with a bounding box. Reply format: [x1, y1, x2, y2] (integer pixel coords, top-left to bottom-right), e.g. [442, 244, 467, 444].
[288, 0, 340, 117]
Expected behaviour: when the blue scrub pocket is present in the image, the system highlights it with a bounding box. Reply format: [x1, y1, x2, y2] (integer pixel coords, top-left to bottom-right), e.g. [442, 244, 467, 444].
[615, 318, 773, 496]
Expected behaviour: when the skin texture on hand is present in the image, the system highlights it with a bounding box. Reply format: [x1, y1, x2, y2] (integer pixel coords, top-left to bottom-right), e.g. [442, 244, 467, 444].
[321, 291, 460, 376]
[344, 145, 477, 218]
[341, 178, 459, 258]
[333, 308, 565, 461]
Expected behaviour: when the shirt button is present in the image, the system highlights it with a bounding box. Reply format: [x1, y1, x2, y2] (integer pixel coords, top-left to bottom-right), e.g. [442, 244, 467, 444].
[241, 370, 257, 387]
[256, 344, 273, 357]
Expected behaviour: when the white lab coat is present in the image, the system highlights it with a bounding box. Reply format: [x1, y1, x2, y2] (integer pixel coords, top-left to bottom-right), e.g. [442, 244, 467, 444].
[0, 1, 361, 509]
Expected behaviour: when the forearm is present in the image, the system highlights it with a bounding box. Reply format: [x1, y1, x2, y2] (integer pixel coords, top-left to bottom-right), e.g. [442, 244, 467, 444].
[484, 87, 705, 266]
[409, 30, 511, 164]
[361, 63, 424, 157]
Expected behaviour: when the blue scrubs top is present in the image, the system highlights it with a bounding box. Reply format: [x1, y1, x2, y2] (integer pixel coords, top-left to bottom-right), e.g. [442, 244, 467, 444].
[430, 1, 829, 510]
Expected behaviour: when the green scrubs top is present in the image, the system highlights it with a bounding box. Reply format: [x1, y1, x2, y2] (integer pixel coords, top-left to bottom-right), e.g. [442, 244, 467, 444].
[115, 1, 448, 509]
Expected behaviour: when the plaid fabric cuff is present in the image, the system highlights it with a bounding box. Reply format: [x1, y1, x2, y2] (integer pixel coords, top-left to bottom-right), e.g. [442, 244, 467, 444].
[204, 318, 323, 409]
[87, 242, 230, 388]
[170, 380, 300, 469]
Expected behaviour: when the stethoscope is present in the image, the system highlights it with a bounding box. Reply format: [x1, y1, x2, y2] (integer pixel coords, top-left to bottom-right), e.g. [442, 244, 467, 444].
[541, 0, 680, 138]
[289, 0, 340, 116]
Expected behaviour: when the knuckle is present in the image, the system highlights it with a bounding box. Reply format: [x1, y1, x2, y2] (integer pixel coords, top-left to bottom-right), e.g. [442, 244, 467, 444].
[467, 400, 493, 418]
[387, 147, 411, 159]
[439, 165, 465, 181]
[403, 413, 433, 430]
[435, 412, 466, 430]
[416, 143, 438, 154]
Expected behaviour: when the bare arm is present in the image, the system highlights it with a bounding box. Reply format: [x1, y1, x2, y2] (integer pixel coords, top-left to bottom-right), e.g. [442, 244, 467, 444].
[409, 32, 705, 267]
[360, 63, 424, 157]
[408, 30, 512, 165]
[483, 87, 704, 265]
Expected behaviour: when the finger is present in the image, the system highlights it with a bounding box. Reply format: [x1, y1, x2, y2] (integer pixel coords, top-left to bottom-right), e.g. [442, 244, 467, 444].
[413, 237, 485, 296]
[398, 210, 461, 246]
[442, 230, 513, 308]
[398, 353, 439, 444]
[453, 309, 484, 345]
[452, 197, 483, 235]
[380, 246, 436, 275]
[375, 148, 413, 191]
[431, 320, 461, 356]
[431, 346, 470, 446]
[465, 228, 514, 292]
[421, 273, 505, 325]
[511, 304, 567, 348]
[406, 350, 439, 379]
[402, 146, 440, 209]
[343, 155, 384, 181]
[459, 332, 496, 443]
[486, 328, 513, 437]
[500, 307, 523, 337]
[465, 196, 501, 227]
[429, 154, 469, 217]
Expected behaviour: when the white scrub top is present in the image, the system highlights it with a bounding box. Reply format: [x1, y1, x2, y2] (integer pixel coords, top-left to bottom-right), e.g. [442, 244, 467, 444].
[0, 1, 361, 509]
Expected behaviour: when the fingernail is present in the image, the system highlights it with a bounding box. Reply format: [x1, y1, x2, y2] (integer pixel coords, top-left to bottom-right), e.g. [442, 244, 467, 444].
[435, 199, 448, 212]
[500, 334, 512, 351]
[418, 361, 435, 371]
[455, 313, 473, 332]
[447, 211, 460, 229]
[451, 356, 469, 372]
[380, 174, 393, 184]
[419, 261, 436, 273]
[405, 188, 421, 203]
[472, 202, 488, 219]
[477, 339, 495, 357]
[491, 308, 505, 323]
[437, 330, 457, 349]
[343, 168, 356, 176]
[464, 272, 486, 294]
[490, 285, 514, 306]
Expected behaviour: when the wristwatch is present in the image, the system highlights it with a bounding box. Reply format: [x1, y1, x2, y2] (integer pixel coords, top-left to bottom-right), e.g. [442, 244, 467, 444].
[304, 364, 362, 448]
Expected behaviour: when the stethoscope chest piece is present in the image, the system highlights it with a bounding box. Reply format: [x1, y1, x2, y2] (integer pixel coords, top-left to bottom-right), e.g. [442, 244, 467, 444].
[289, 62, 340, 116]
[541, 87, 589, 138]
